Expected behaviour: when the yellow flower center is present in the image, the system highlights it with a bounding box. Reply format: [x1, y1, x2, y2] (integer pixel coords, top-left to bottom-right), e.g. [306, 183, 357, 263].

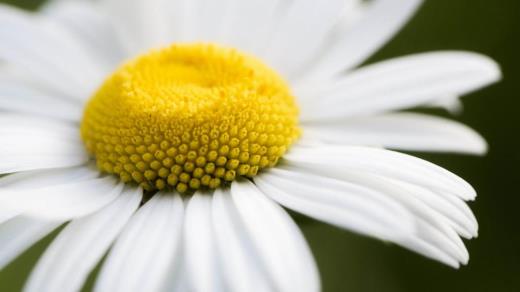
[81, 43, 300, 193]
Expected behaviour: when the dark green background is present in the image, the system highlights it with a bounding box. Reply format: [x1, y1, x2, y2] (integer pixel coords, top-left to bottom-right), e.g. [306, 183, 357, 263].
[1, 0, 518, 291]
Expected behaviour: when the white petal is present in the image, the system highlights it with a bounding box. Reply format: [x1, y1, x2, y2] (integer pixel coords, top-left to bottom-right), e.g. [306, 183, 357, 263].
[391, 180, 478, 239]
[303, 112, 488, 155]
[261, 166, 472, 267]
[197, 0, 248, 44]
[184, 192, 225, 292]
[263, 0, 347, 78]
[162, 259, 191, 292]
[0, 113, 77, 134]
[321, 171, 471, 266]
[285, 145, 477, 201]
[397, 225, 462, 268]
[0, 208, 18, 225]
[220, 0, 283, 55]
[300, 52, 501, 121]
[0, 177, 124, 220]
[0, 114, 88, 173]
[300, 0, 423, 81]
[178, 0, 237, 43]
[279, 145, 480, 266]
[0, 154, 88, 175]
[211, 189, 272, 292]
[231, 180, 320, 292]
[0, 165, 97, 189]
[103, 0, 181, 55]
[0, 131, 81, 152]
[254, 168, 415, 242]
[171, 0, 203, 42]
[42, 0, 125, 68]
[0, 79, 81, 121]
[0, 166, 99, 223]
[284, 145, 478, 238]
[0, 216, 62, 269]
[94, 193, 184, 292]
[0, 5, 104, 99]
[24, 186, 142, 292]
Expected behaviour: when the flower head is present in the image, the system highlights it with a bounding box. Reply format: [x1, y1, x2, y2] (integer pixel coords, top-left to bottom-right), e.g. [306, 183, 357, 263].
[81, 43, 300, 192]
[0, 0, 500, 291]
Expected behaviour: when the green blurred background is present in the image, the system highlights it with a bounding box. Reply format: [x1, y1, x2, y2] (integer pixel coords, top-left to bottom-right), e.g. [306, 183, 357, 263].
[0, 0, 519, 291]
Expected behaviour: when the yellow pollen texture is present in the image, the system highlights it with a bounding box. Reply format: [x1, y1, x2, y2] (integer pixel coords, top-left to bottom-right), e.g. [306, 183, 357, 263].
[81, 43, 300, 193]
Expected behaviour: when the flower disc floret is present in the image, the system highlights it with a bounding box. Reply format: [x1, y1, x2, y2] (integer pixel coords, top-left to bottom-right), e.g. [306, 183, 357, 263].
[81, 43, 300, 192]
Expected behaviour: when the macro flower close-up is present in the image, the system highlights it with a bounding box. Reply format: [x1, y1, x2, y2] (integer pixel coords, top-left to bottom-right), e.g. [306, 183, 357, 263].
[0, 0, 517, 291]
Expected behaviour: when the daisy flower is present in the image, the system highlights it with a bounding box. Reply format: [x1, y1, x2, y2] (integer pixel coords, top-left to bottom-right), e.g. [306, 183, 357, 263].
[0, 0, 500, 291]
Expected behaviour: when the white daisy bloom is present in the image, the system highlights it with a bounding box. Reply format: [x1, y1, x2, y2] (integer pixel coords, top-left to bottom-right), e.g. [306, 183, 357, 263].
[0, 0, 500, 291]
